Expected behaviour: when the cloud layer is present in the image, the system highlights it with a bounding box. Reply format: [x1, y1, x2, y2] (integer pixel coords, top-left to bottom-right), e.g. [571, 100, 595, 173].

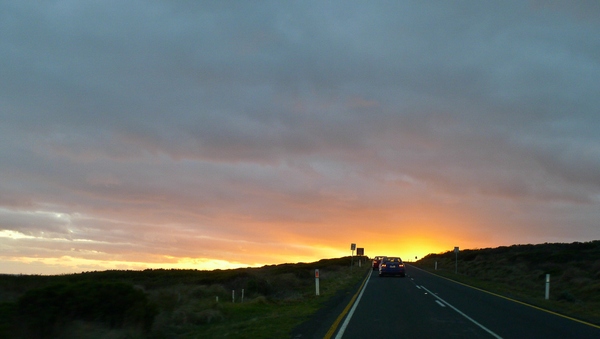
[1, 1, 599, 274]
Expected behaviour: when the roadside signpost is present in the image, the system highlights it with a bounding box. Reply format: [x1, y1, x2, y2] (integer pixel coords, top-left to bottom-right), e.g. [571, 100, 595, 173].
[357, 248, 364, 267]
[351, 243, 356, 268]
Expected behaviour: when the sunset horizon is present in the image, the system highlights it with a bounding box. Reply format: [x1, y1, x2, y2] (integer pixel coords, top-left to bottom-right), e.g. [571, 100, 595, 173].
[2, 233, 595, 276]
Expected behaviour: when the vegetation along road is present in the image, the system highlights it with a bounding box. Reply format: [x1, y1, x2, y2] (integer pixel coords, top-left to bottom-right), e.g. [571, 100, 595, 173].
[330, 265, 600, 338]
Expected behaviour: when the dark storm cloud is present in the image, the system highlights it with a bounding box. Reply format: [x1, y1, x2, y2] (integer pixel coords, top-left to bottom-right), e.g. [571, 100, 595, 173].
[1, 0, 599, 273]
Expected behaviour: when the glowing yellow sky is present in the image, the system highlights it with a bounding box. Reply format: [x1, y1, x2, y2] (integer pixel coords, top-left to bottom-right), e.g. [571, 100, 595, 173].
[0, 212, 505, 275]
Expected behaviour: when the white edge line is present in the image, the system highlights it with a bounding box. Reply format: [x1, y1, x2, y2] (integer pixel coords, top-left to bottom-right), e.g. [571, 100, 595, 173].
[334, 271, 372, 339]
[420, 285, 503, 339]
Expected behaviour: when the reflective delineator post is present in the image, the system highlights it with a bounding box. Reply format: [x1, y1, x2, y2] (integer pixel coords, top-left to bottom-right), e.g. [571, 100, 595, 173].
[232, 290, 235, 303]
[545, 274, 550, 300]
[315, 269, 320, 296]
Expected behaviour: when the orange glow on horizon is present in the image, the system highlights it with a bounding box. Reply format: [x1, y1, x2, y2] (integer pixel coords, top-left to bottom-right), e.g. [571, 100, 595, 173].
[0, 224, 496, 276]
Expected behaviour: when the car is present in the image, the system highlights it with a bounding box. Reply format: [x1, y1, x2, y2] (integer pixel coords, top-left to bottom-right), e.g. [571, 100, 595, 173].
[372, 256, 385, 270]
[379, 257, 405, 277]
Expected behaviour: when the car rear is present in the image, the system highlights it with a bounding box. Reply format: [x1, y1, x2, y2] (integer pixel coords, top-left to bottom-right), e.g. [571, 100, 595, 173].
[372, 256, 384, 270]
[379, 257, 406, 277]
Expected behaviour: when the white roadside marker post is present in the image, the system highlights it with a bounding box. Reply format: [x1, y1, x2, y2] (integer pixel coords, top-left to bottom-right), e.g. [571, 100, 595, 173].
[545, 274, 550, 300]
[315, 269, 320, 296]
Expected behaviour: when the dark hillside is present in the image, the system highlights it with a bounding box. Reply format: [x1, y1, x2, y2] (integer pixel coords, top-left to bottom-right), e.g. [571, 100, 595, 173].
[0, 256, 368, 338]
[415, 241, 600, 325]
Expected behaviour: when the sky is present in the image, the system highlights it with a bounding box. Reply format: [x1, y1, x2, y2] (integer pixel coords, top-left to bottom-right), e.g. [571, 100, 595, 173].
[1, 1, 599, 275]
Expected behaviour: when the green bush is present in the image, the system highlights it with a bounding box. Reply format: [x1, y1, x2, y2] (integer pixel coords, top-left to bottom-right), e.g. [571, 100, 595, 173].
[246, 277, 273, 297]
[557, 290, 577, 302]
[0, 302, 17, 338]
[16, 281, 156, 338]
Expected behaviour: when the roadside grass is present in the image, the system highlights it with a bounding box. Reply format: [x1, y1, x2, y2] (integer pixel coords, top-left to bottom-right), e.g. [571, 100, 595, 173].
[169, 296, 323, 338]
[0, 256, 369, 338]
[149, 260, 369, 338]
[414, 241, 600, 326]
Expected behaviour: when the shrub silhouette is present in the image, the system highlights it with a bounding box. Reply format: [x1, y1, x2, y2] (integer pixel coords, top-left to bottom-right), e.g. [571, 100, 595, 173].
[17, 281, 156, 338]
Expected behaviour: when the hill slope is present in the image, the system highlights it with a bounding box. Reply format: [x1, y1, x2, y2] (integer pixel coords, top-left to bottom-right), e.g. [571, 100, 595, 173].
[414, 240, 600, 325]
[0, 256, 368, 338]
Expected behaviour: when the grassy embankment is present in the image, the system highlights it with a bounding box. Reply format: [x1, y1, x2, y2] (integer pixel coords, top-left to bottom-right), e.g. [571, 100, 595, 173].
[413, 240, 600, 326]
[0, 256, 369, 338]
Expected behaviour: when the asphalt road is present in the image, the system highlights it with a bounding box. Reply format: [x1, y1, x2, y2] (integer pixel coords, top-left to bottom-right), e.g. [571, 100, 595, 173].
[333, 265, 600, 339]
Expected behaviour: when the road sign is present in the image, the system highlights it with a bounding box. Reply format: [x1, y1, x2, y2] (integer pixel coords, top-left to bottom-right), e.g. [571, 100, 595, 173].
[351, 243, 356, 251]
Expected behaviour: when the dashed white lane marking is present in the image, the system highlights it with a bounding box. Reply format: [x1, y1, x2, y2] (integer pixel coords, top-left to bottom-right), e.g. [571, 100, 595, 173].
[420, 285, 503, 339]
[435, 300, 446, 307]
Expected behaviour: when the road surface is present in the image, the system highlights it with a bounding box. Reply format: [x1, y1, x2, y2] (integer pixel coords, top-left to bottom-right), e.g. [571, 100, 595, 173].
[332, 265, 600, 338]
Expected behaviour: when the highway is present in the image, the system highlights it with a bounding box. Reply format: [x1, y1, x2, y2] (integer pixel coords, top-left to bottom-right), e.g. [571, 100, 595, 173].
[332, 265, 600, 339]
